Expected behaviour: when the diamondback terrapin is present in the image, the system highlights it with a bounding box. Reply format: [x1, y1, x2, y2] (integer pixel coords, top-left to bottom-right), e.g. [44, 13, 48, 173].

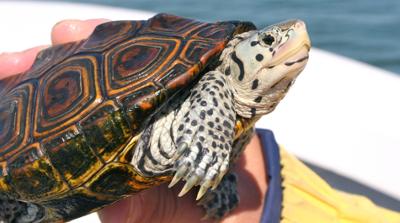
[0, 13, 310, 222]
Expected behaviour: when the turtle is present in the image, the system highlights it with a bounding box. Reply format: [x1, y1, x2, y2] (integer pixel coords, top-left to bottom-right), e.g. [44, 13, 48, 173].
[0, 13, 310, 222]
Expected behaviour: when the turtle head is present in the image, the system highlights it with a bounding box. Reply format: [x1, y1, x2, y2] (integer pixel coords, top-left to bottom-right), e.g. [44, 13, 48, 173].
[221, 20, 311, 119]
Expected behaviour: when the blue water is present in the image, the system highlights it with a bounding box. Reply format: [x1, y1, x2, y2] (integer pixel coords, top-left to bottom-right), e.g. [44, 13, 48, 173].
[58, 0, 400, 74]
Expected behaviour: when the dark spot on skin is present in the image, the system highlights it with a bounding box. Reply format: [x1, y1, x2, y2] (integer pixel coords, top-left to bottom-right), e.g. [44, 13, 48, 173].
[185, 129, 193, 134]
[254, 96, 262, 103]
[223, 130, 230, 137]
[228, 114, 235, 121]
[210, 91, 215, 96]
[250, 41, 258, 46]
[269, 48, 273, 52]
[231, 52, 245, 81]
[268, 65, 275, 69]
[207, 109, 213, 115]
[212, 85, 220, 90]
[213, 98, 218, 107]
[200, 101, 207, 106]
[215, 117, 220, 123]
[206, 76, 216, 81]
[225, 67, 231, 76]
[199, 125, 205, 132]
[199, 136, 205, 142]
[191, 120, 197, 126]
[219, 109, 225, 116]
[177, 136, 183, 143]
[223, 120, 232, 129]
[223, 102, 230, 109]
[251, 79, 259, 89]
[215, 80, 224, 87]
[184, 117, 190, 123]
[216, 125, 222, 131]
[178, 124, 184, 131]
[224, 143, 230, 150]
[272, 51, 276, 56]
[251, 108, 257, 117]
[212, 141, 217, 148]
[219, 92, 224, 98]
[236, 36, 244, 40]
[205, 88, 210, 92]
[208, 130, 214, 136]
[200, 111, 206, 120]
[196, 142, 203, 150]
[220, 136, 225, 142]
[224, 91, 229, 98]
[201, 84, 207, 91]
[256, 54, 264, 61]
[208, 121, 214, 128]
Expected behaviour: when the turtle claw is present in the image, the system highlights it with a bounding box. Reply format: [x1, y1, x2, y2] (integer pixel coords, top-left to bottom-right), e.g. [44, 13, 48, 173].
[201, 214, 210, 221]
[196, 183, 211, 200]
[178, 175, 200, 197]
[168, 164, 187, 188]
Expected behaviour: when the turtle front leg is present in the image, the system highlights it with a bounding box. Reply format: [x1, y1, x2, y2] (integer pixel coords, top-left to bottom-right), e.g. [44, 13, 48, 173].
[169, 70, 237, 199]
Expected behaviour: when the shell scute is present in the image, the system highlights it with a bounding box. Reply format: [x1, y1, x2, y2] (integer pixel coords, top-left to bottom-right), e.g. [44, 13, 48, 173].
[0, 83, 33, 160]
[7, 143, 69, 199]
[41, 127, 103, 188]
[33, 55, 102, 139]
[80, 101, 132, 163]
[80, 20, 144, 53]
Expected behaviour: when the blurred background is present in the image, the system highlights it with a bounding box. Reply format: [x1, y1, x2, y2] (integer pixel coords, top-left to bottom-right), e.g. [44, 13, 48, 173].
[39, 0, 400, 75]
[0, 0, 399, 216]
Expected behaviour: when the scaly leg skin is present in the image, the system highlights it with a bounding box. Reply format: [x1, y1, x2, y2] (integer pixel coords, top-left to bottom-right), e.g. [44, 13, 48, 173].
[169, 70, 237, 199]
[198, 128, 255, 220]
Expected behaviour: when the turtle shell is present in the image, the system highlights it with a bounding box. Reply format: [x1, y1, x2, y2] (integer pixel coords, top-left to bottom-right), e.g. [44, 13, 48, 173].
[0, 13, 255, 221]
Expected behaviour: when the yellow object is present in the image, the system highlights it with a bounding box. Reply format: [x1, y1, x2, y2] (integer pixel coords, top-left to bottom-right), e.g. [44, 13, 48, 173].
[279, 148, 400, 223]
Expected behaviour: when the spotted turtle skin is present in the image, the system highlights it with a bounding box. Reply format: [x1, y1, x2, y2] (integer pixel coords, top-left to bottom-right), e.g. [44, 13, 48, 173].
[0, 14, 256, 221]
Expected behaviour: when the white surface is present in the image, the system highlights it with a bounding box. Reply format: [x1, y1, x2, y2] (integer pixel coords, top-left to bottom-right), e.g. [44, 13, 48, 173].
[0, 1, 399, 222]
[0, 1, 155, 51]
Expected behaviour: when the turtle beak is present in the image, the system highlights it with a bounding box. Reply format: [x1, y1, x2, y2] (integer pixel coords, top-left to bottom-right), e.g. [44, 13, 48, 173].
[269, 20, 311, 67]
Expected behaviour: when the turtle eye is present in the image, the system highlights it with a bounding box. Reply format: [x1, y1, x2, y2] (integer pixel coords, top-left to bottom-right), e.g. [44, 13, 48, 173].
[262, 34, 275, 46]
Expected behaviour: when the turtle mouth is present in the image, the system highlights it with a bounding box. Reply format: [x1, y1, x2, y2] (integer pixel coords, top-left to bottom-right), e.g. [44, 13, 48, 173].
[265, 46, 309, 94]
[284, 55, 309, 66]
[269, 19, 311, 68]
[270, 41, 310, 68]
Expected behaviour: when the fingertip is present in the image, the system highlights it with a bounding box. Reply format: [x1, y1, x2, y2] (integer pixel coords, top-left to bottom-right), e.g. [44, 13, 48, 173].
[0, 45, 48, 78]
[51, 19, 110, 45]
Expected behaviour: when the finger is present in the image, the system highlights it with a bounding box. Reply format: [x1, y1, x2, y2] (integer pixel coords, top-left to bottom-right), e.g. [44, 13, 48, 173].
[0, 45, 48, 79]
[51, 19, 109, 45]
[0, 18, 109, 78]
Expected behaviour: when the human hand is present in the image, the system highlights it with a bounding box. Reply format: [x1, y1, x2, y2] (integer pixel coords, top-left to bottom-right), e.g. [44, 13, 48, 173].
[0, 19, 268, 223]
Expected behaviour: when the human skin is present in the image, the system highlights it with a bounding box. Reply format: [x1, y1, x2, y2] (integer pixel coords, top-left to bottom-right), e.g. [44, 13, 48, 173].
[0, 20, 268, 223]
